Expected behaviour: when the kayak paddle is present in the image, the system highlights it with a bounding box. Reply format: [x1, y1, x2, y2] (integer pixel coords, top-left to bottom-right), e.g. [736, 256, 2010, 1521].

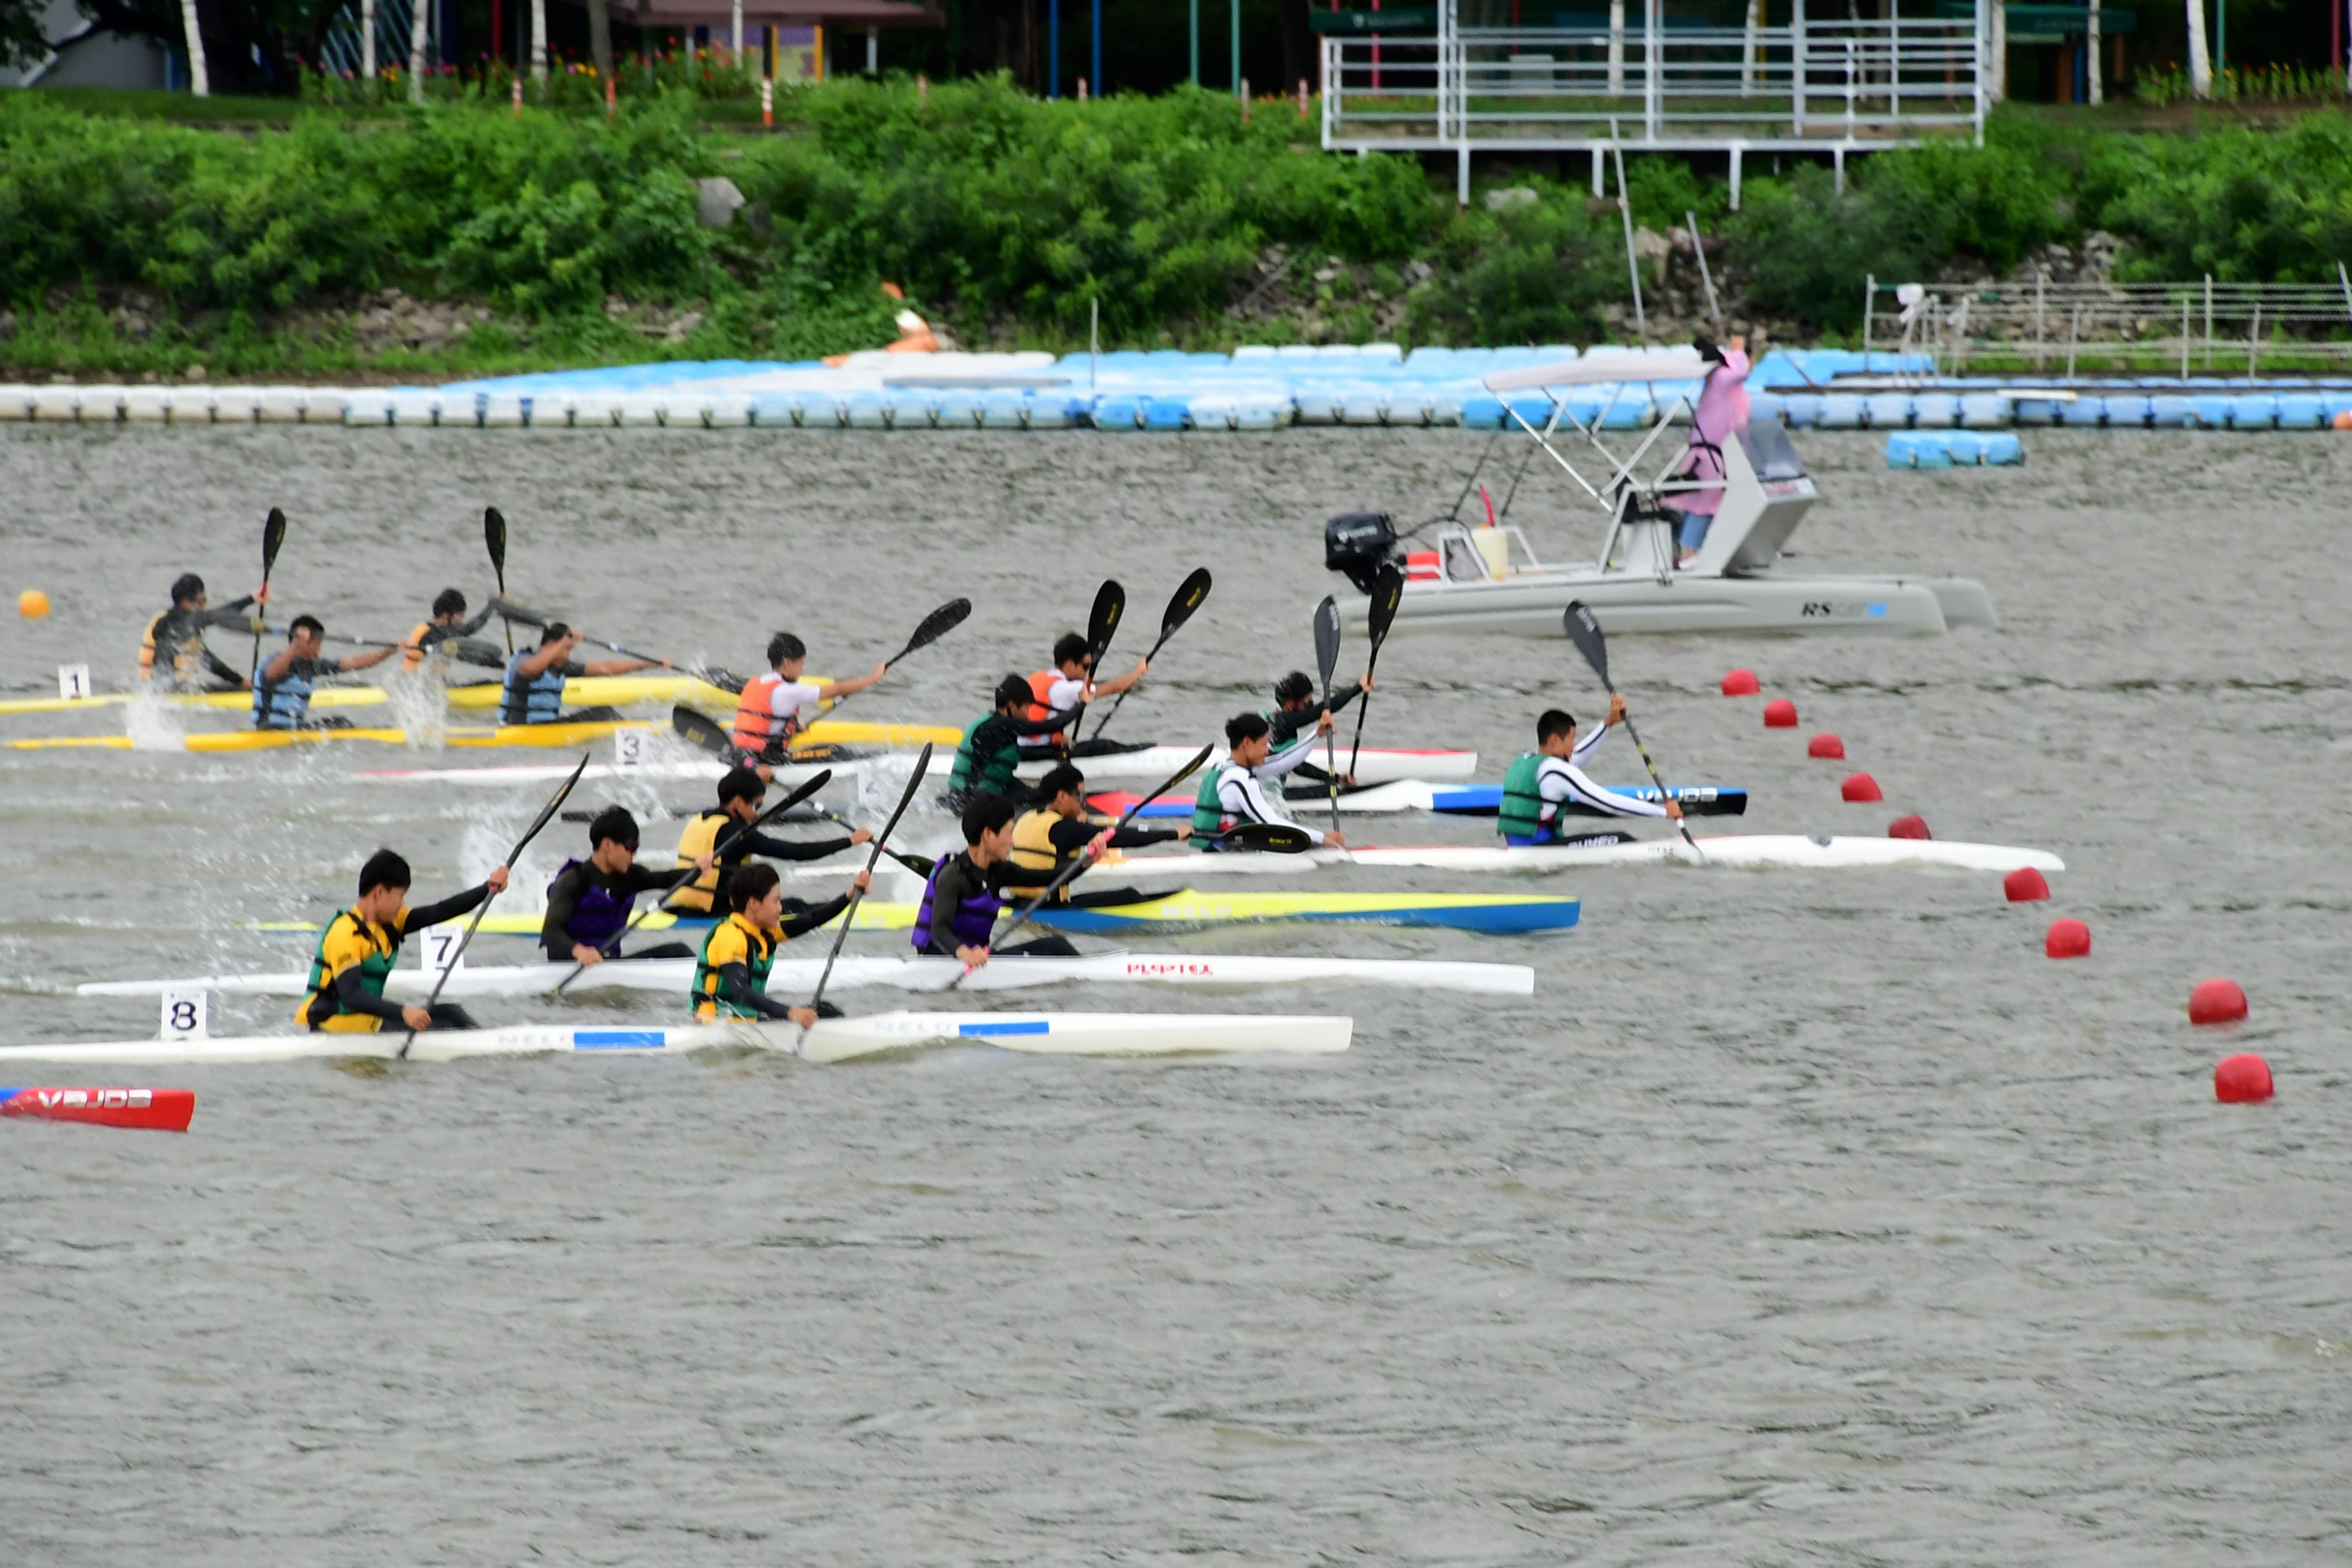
[1562, 602, 1703, 859]
[773, 598, 974, 721]
[400, 753, 589, 1058]
[945, 744, 1213, 991]
[249, 507, 286, 683]
[1346, 565, 1406, 777]
[490, 595, 734, 691]
[1086, 568, 1211, 741]
[803, 742, 933, 1023]
[1312, 594, 1343, 839]
[1202, 821, 1312, 853]
[551, 767, 836, 995]
[484, 507, 514, 656]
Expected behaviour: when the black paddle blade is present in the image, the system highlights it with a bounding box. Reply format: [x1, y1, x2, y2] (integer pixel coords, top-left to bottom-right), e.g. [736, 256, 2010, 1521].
[508, 754, 593, 861]
[1214, 821, 1313, 854]
[895, 599, 972, 663]
[260, 507, 287, 575]
[1161, 567, 1213, 636]
[1086, 579, 1126, 664]
[872, 742, 934, 844]
[1562, 602, 1610, 688]
[1312, 595, 1342, 694]
[758, 766, 836, 826]
[1366, 565, 1406, 651]
[484, 507, 507, 574]
[450, 638, 508, 669]
[672, 705, 734, 758]
[491, 594, 550, 630]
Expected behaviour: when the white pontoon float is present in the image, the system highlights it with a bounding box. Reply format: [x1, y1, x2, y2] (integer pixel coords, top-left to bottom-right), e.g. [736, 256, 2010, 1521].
[1324, 349, 1995, 638]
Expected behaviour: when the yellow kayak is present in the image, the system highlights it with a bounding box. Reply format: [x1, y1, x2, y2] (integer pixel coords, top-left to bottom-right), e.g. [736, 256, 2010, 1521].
[0, 672, 763, 719]
[5, 717, 960, 753]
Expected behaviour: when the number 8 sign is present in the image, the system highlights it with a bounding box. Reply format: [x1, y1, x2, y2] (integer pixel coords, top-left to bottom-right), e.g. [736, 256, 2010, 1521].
[159, 989, 209, 1039]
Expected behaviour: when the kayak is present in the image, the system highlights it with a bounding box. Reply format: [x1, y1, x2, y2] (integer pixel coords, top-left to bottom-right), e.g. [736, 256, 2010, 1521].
[6, 717, 954, 754]
[0, 673, 748, 719]
[357, 743, 1477, 789]
[79, 951, 1536, 1001]
[1, 1085, 194, 1132]
[1092, 834, 2066, 878]
[255, 889, 1580, 937]
[0, 1010, 1353, 1067]
[1088, 781, 1747, 819]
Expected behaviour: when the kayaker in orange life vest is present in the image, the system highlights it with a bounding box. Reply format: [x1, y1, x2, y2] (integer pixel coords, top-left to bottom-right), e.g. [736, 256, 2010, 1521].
[1017, 631, 1150, 760]
[729, 631, 888, 765]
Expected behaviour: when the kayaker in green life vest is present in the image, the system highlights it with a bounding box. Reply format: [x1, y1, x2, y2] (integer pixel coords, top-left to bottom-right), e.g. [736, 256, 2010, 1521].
[1193, 712, 1345, 850]
[1497, 698, 1682, 846]
[294, 847, 510, 1034]
[945, 673, 1086, 810]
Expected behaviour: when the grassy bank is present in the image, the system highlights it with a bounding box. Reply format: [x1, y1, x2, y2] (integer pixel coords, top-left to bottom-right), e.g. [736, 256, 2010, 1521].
[5, 83, 2351, 379]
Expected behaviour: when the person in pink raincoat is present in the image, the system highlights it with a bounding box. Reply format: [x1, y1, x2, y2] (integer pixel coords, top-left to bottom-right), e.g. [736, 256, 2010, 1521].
[1669, 333, 1750, 566]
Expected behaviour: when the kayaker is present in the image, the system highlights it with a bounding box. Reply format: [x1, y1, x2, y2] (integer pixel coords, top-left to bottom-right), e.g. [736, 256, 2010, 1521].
[1195, 713, 1346, 849]
[691, 861, 867, 1025]
[945, 674, 1086, 809]
[401, 588, 496, 676]
[252, 614, 398, 730]
[500, 622, 665, 726]
[914, 793, 1083, 966]
[1669, 331, 1751, 567]
[542, 806, 708, 966]
[139, 572, 252, 691]
[1006, 763, 1189, 906]
[296, 848, 509, 1034]
[665, 765, 870, 916]
[1017, 632, 1148, 759]
[729, 632, 889, 763]
[1496, 699, 1685, 844]
[1263, 668, 1375, 789]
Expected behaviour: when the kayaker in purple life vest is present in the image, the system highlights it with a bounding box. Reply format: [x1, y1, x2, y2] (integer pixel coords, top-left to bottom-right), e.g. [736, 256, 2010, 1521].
[912, 793, 1084, 967]
[1669, 332, 1751, 568]
[540, 805, 712, 966]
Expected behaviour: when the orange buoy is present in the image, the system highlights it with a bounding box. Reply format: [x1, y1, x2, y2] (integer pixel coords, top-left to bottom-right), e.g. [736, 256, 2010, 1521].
[16, 588, 48, 618]
[1888, 813, 1931, 839]
[1840, 772, 1882, 802]
[2214, 1053, 2273, 1102]
[2334, 409, 2352, 431]
[2003, 866, 2050, 902]
[1763, 697, 1798, 727]
[1807, 732, 1845, 760]
[2044, 917, 2091, 958]
[1721, 668, 1760, 696]
[2188, 977, 2248, 1026]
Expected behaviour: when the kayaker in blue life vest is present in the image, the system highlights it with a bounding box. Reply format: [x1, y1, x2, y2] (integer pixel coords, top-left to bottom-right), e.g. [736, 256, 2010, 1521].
[912, 792, 1083, 966]
[500, 622, 665, 726]
[1496, 699, 1683, 845]
[251, 614, 399, 730]
[540, 805, 712, 966]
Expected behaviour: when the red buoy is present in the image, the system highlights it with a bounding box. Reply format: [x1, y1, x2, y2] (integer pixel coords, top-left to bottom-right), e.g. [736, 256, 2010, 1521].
[2044, 917, 2091, 958]
[2188, 977, 2248, 1026]
[1763, 697, 1798, 727]
[1840, 772, 1883, 802]
[2003, 866, 2050, 902]
[1721, 668, 1760, 696]
[1888, 813, 1931, 839]
[2214, 1053, 2274, 1102]
[1807, 732, 1845, 760]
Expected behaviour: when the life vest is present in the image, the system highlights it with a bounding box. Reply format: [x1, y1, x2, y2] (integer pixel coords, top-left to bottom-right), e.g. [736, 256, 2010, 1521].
[1264, 706, 1319, 771]
[400, 620, 447, 674]
[550, 860, 636, 948]
[1190, 765, 1228, 836]
[1023, 669, 1060, 727]
[1497, 752, 1552, 842]
[251, 659, 315, 730]
[730, 671, 803, 756]
[1006, 808, 1075, 903]
[692, 912, 778, 1021]
[946, 712, 1023, 802]
[297, 910, 401, 1028]
[140, 609, 204, 685]
[667, 811, 735, 914]
[501, 650, 566, 725]
[911, 854, 1000, 955]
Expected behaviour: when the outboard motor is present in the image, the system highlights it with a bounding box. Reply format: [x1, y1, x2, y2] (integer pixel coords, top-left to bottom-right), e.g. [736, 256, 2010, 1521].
[1324, 511, 1400, 595]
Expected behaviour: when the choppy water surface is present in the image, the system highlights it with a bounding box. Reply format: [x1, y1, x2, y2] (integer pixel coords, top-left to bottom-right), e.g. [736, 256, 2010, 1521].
[2, 424, 2347, 1563]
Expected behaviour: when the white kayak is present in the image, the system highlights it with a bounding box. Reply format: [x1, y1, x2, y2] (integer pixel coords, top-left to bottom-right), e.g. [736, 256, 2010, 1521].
[1072, 834, 2066, 879]
[79, 952, 1534, 1001]
[357, 744, 1476, 790]
[0, 1010, 1353, 1067]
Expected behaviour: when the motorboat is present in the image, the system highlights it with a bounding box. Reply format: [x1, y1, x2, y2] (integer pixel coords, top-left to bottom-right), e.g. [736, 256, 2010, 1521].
[1323, 349, 1995, 638]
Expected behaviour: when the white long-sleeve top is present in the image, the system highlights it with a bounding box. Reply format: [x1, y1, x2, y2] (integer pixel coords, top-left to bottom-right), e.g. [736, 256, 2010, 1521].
[1212, 759, 1327, 845]
[1536, 725, 1670, 821]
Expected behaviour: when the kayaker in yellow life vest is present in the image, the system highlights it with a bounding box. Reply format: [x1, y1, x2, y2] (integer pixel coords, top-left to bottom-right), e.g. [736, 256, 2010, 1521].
[401, 587, 496, 676]
[691, 861, 868, 1025]
[296, 847, 510, 1034]
[253, 614, 398, 730]
[1005, 763, 1190, 906]
[730, 631, 888, 765]
[666, 765, 870, 915]
[138, 572, 253, 691]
